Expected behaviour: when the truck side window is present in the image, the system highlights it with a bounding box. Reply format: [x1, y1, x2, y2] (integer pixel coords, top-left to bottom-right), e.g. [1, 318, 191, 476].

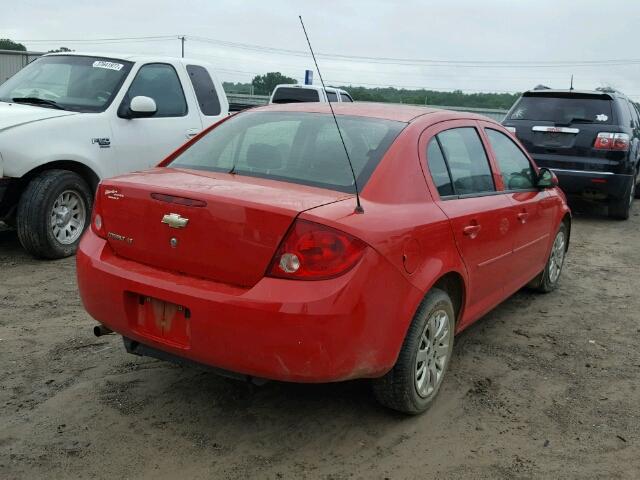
[326, 91, 338, 102]
[187, 65, 221, 116]
[340, 93, 353, 102]
[123, 63, 187, 117]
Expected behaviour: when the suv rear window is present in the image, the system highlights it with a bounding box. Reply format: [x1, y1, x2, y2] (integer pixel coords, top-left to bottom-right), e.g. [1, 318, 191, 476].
[508, 94, 613, 125]
[169, 111, 405, 193]
[271, 87, 320, 103]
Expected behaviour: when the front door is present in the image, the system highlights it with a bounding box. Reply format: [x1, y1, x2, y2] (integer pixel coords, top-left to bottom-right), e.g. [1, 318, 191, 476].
[482, 126, 556, 288]
[110, 62, 202, 175]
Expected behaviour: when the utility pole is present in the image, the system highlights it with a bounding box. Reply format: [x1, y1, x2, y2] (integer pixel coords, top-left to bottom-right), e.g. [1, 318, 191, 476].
[180, 36, 185, 58]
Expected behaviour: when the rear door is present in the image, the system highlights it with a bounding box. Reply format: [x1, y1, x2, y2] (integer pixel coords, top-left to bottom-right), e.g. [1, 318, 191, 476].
[481, 125, 555, 287]
[420, 121, 515, 324]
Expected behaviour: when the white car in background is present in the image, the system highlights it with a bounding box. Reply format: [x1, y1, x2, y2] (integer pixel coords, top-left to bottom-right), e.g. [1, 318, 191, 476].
[269, 84, 353, 104]
[0, 52, 229, 258]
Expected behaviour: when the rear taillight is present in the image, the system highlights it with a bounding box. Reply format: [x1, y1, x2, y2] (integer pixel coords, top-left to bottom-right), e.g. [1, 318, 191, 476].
[594, 132, 630, 151]
[91, 185, 106, 239]
[267, 219, 367, 280]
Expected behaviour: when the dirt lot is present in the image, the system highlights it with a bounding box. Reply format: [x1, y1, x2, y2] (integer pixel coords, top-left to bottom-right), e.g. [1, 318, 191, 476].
[1, 205, 639, 479]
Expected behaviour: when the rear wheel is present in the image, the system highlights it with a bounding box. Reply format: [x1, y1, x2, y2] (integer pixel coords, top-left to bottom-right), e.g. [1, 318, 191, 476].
[373, 288, 455, 414]
[528, 222, 568, 293]
[17, 170, 92, 259]
[610, 174, 635, 220]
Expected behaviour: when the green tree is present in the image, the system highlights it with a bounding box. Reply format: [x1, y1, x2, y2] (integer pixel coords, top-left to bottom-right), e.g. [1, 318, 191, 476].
[251, 72, 296, 95]
[0, 38, 27, 51]
[48, 46, 74, 53]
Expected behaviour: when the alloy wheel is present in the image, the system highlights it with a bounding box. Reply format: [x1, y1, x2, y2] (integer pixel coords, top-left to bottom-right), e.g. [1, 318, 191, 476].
[50, 190, 86, 245]
[414, 309, 451, 398]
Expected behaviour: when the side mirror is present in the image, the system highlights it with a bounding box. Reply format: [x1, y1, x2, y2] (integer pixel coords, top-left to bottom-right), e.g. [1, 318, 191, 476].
[537, 167, 559, 189]
[125, 96, 157, 119]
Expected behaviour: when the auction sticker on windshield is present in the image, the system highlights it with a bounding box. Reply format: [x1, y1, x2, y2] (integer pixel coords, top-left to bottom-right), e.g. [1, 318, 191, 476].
[92, 61, 124, 71]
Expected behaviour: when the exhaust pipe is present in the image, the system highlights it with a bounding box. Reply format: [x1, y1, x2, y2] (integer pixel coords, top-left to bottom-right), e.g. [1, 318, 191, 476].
[93, 325, 113, 337]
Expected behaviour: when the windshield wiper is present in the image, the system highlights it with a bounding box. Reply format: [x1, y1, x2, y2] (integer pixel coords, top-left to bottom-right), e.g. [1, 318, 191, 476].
[12, 97, 65, 110]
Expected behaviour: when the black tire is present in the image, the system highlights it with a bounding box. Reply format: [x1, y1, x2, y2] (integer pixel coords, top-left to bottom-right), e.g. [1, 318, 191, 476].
[373, 288, 455, 415]
[528, 222, 568, 293]
[16, 170, 92, 259]
[610, 175, 635, 219]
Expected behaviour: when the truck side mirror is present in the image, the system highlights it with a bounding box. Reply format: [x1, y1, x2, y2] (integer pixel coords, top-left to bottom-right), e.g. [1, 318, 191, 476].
[536, 167, 559, 189]
[125, 96, 157, 119]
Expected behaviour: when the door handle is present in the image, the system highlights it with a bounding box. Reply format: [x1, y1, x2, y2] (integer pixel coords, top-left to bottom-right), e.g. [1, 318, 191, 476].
[185, 128, 200, 139]
[517, 211, 529, 223]
[463, 224, 482, 238]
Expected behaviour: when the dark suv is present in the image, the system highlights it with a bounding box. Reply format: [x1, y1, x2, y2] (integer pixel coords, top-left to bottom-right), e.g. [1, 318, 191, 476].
[503, 88, 640, 219]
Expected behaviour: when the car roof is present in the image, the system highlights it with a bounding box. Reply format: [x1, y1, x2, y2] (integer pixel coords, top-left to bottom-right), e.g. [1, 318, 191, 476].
[43, 51, 211, 67]
[251, 101, 494, 123]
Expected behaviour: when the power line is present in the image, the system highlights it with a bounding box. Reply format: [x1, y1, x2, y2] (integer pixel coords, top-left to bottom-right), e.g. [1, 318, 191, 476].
[16, 34, 640, 68]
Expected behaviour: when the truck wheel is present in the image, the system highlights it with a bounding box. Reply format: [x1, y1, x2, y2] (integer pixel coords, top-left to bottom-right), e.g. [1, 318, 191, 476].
[528, 222, 568, 293]
[17, 170, 92, 259]
[372, 288, 455, 414]
[608, 182, 634, 220]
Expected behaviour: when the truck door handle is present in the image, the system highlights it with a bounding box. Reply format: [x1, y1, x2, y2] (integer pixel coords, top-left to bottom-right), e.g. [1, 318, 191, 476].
[185, 128, 200, 139]
[463, 224, 482, 238]
[517, 211, 529, 223]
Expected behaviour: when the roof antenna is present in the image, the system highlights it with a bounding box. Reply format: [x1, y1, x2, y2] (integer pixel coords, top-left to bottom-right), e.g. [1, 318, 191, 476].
[298, 15, 364, 214]
[570, 74, 574, 91]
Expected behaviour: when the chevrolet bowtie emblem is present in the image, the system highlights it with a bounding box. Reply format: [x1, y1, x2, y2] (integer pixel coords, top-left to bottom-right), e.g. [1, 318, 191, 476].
[161, 213, 189, 229]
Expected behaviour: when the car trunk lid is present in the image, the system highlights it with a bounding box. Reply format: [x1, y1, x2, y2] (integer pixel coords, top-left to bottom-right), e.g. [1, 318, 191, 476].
[98, 168, 351, 287]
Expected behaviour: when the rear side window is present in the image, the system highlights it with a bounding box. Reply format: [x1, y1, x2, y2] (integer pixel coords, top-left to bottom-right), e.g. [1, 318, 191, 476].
[340, 93, 353, 102]
[122, 63, 187, 117]
[271, 87, 319, 103]
[426, 139, 454, 197]
[437, 128, 495, 196]
[186, 65, 221, 116]
[509, 94, 613, 124]
[326, 91, 338, 102]
[169, 111, 405, 193]
[485, 129, 536, 190]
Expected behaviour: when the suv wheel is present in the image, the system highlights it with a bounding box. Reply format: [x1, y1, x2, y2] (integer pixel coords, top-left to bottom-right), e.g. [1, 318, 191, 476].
[372, 288, 455, 414]
[17, 170, 92, 259]
[608, 181, 634, 220]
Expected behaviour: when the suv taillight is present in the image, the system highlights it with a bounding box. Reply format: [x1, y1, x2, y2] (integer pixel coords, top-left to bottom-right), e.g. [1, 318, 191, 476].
[594, 132, 630, 151]
[91, 184, 106, 239]
[267, 219, 367, 280]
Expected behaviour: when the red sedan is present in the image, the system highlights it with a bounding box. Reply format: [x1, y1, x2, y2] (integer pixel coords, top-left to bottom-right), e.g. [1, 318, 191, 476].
[77, 102, 570, 414]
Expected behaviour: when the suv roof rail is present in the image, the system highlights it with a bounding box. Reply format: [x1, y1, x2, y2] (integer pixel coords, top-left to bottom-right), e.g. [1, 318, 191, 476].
[533, 84, 551, 90]
[596, 86, 620, 94]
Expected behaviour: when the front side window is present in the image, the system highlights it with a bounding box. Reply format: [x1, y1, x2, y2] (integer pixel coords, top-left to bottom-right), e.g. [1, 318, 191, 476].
[436, 128, 495, 196]
[169, 111, 405, 193]
[426, 139, 454, 197]
[120, 63, 187, 117]
[485, 129, 536, 190]
[0, 55, 132, 112]
[186, 65, 221, 116]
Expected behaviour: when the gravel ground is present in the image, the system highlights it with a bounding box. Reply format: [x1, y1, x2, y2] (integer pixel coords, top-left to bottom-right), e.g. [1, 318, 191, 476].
[1, 206, 639, 479]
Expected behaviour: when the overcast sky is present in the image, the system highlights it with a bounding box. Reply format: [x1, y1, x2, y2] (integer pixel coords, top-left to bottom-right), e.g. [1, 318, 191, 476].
[5, 0, 640, 97]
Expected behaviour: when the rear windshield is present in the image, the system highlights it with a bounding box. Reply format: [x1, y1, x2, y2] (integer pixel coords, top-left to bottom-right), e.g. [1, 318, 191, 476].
[508, 94, 614, 124]
[169, 111, 405, 193]
[271, 87, 320, 103]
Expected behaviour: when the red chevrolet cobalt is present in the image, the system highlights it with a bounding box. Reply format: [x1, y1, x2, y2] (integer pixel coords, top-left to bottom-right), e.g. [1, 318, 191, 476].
[77, 103, 570, 414]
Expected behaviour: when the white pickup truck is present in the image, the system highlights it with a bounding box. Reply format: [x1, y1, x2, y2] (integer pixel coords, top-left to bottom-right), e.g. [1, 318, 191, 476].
[0, 52, 229, 258]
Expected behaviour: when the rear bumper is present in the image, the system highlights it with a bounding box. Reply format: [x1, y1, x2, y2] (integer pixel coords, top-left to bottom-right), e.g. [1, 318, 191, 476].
[549, 168, 634, 202]
[76, 230, 422, 383]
